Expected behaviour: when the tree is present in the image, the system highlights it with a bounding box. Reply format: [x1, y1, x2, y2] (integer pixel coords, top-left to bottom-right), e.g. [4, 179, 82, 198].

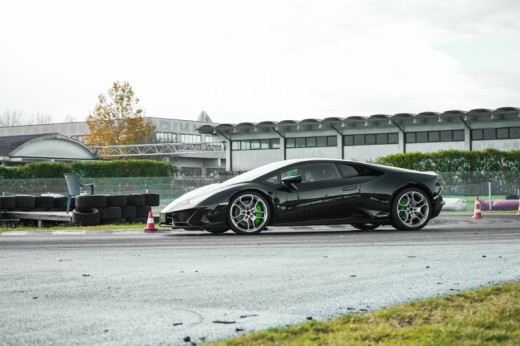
[86, 81, 156, 147]
[0, 109, 24, 127]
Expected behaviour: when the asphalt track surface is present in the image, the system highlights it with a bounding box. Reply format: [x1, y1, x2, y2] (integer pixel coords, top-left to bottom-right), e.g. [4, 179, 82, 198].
[1, 214, 520, 345]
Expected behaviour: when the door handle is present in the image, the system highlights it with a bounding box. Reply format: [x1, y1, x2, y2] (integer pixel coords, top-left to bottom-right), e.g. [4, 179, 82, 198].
[342, 186, 357, 191]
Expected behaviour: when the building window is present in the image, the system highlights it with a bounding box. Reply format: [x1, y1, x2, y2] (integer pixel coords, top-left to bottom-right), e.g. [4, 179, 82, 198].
[180, 134, 201, 143]
[497, 128, 509, 139]
[251, 140, 261, 150]
[472, 127, 520, 141]
[285, 136, 338, 148]
[231, 138, 280, 150]
[511, 127, 520, 139]
[180, 167, 202, 176]
[344, 133, 399, 146]
[156, 132, 177, 143]
[406, 130, 464, 143]
[483, 128, 496, 140]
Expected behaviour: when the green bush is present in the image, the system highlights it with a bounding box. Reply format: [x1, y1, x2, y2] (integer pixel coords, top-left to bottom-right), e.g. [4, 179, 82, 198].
[0, 159, 177, 179]
[373, 149, 520, 172]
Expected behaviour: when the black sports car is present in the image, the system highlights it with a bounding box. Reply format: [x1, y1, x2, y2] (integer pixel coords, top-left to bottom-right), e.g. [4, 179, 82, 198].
[160, 159, 444, 235]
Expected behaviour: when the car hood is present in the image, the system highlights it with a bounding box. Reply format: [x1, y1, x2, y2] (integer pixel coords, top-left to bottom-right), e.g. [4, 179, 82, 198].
[161, 183, 226, 213]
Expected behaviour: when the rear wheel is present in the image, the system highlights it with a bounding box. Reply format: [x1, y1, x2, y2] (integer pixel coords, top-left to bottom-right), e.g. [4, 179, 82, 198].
[228, 192, 270, 235]
[351, 223, 380, 231]
[391, 187, 431, 231]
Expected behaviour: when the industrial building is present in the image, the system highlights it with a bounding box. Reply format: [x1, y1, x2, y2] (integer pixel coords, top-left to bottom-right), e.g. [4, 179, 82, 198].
[1, 107, 519, 174]
[0, 113, 226, 176]
[198, 107, 520, 171]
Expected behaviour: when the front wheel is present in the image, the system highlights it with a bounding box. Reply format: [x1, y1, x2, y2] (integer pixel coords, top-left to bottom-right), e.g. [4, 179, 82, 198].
[228, 192, 270, 235]
[391, 187, 432, 231]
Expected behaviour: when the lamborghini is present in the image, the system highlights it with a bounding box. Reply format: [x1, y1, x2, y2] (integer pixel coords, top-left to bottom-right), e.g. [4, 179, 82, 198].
[160, 159, 444, 235]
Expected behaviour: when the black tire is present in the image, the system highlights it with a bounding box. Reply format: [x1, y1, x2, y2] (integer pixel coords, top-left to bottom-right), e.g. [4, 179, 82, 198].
[121, 206, 137, 219]
[136, 205, 152, 218]
[126, 194, 145, 206]
[35, 196, 55, 209]
[205, 228, 229, 234]
[76, 195, 107, 209]
[72, 208, 100, 226]
[106, 195, 127, 207]
[143, 193, 160, 206]
[100, 207, 122, 220]
[391, 187, 432, 231]
[53, 196, 71, 209]
[351, 223, 380, 231]
[15, 195, 35, 209]
[227, 191, 270, 235]
[0, 196, 16, 210]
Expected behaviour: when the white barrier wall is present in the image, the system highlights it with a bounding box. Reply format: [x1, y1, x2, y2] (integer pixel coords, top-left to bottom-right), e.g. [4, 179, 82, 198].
[343, 144, 401, 162]
[473, 139, 520, 151]
[286, 147, 338, 160]
[231, 149, 284, 171]
[406, 141, 466, 153]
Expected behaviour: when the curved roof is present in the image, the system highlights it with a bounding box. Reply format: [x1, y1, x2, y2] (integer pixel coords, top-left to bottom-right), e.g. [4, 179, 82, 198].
[196, 107, 519, 135]
[0, 133, 96, 161]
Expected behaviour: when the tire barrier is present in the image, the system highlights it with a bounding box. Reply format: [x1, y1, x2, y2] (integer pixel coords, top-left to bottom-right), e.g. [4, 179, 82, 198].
[136, 205, 152, 218]
[2, 193, 160, 226]
[72, 208, 101, 226]
[100, 207, 122, 220]
[126, 194, 145, 207]
[0, 196, 16, 210]
[106, 195, 127, 207]
[15, 196, 36, 209]
[143, 193, 160, 206]
[121, 206, 137, 219]
[75, 195, 107, 209]
[35, 196, 55, 209]
[53, 196, 71, 210]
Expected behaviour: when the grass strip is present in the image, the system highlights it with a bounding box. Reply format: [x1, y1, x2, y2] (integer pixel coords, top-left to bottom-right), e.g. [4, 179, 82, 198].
[208, 282, 520, 346]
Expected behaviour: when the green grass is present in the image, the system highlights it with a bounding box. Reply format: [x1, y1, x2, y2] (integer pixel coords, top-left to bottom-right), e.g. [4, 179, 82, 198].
[208, 282, 520, 346]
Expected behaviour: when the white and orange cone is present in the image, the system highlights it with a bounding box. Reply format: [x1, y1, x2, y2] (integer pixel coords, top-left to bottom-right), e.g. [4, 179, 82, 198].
[144, 211, 158, 232]
[472, 196, 482, 219]
[516, 197, 520, 216]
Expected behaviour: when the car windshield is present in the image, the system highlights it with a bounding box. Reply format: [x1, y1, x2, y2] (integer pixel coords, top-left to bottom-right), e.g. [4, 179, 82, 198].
[222, 160, 297, 186]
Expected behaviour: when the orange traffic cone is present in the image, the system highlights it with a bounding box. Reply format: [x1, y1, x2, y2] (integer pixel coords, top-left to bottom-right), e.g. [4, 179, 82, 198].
[144, 211, 158, 232]
[516, 198, 520, 216]
[472, 196, 482, 219]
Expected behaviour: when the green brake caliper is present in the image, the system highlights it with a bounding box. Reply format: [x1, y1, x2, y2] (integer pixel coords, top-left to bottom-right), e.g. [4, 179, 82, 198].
[254, 203, 263, 226]
[399, 197, 408, 218]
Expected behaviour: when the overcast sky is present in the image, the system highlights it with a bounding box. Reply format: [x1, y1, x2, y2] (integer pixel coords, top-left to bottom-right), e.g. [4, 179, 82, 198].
[1, 0, 519, 124]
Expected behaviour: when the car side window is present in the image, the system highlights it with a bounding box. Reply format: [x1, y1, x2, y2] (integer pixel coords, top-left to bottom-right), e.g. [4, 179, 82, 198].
[281, 163, 340, 184]
[264, 174, 279, 185]
[337, 164, 360, 178]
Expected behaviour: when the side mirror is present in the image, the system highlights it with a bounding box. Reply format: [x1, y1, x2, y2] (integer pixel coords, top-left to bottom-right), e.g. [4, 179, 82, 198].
[280, 175, 302, 191]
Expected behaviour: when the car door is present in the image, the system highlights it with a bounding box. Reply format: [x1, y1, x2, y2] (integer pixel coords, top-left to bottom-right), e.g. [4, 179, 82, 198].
[275, 162, 358, 224]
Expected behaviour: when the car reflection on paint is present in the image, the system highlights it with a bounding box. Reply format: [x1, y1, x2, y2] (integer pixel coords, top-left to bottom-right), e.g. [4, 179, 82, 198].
[160, 158, 444, 235]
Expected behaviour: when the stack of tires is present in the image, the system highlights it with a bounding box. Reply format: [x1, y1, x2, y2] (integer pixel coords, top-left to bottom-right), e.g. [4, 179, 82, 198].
[0, 195, 74, 212]
[72, 193, 160, 226]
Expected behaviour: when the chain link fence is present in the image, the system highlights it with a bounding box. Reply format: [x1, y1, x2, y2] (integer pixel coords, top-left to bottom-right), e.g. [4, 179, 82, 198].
[1, 171, 519, 210]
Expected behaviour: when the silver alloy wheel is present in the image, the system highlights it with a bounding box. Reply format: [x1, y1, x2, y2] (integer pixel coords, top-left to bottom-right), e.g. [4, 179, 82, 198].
[396, 190, 430, 227]
[229, 194, 268, 233]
